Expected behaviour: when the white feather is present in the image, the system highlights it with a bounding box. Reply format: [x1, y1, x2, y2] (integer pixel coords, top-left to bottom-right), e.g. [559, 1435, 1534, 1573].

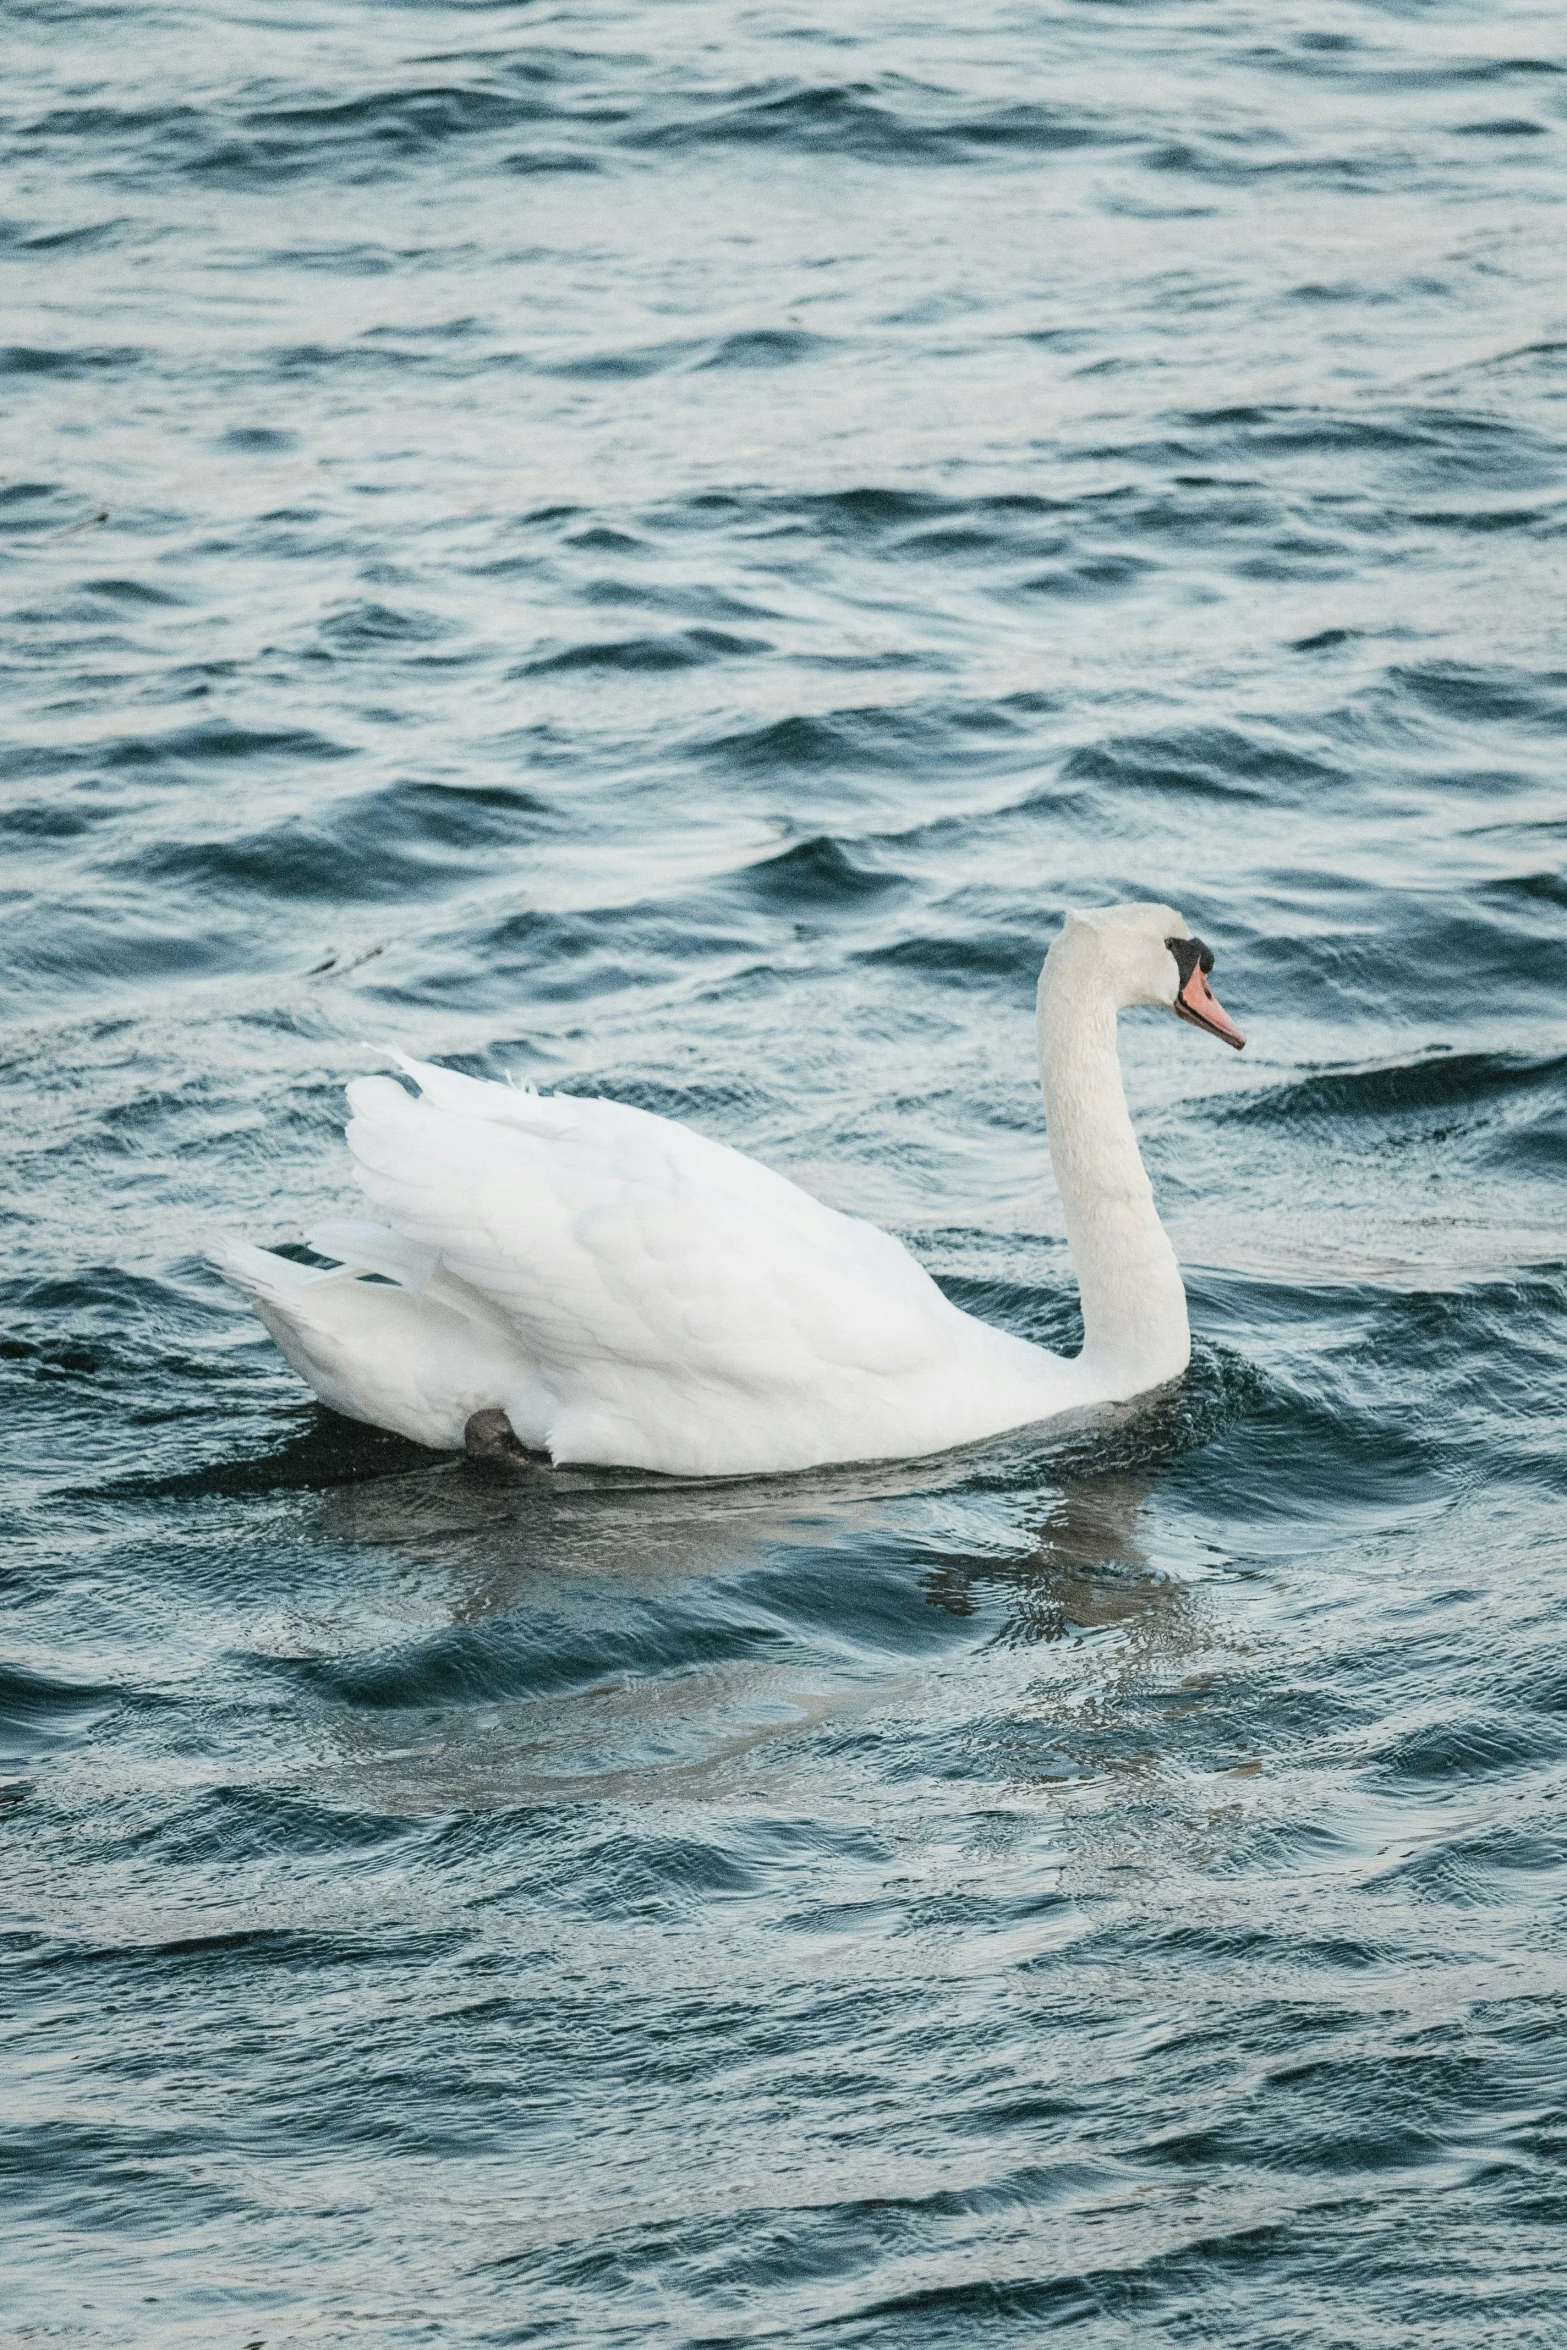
[305, 1217, 439, 1297]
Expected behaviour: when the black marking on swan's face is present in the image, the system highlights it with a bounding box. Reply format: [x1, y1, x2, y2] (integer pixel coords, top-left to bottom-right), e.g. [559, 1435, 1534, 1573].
[1167, 935, 1214, 990]
[1165, 933, 1246, 1049]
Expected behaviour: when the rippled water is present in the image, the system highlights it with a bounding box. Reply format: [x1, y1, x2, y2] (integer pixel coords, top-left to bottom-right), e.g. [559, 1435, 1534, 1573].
[5, 2, 1567, 2341]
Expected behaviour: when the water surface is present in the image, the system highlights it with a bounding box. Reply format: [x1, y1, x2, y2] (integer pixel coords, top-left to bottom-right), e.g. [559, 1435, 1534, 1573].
[4, 2, 1566, 2343]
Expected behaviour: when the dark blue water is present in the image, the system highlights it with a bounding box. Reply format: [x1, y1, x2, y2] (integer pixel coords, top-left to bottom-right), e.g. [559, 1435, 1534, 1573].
[5, 3, 1567, 2341]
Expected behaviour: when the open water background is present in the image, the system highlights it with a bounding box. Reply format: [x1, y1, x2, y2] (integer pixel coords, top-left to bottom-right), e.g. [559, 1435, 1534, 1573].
[4, 2, 1567, 2342]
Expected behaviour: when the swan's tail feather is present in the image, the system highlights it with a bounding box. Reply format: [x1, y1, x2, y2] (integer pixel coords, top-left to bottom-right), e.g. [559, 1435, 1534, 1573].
[208, 1235, 340, 1302]
[210, 1225, 438, 1303]
[305, 1219, 438, 1296]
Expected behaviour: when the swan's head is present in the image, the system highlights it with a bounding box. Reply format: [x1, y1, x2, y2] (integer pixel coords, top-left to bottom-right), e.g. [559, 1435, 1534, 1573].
[1051, 903, 1246, 1049]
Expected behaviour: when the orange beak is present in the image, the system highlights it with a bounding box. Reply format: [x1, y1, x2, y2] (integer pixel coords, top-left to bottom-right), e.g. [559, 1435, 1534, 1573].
[1176, 960, 1246, 1049]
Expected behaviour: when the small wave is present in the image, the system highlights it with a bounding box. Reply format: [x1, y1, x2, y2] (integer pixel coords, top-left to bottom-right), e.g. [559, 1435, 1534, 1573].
[1293, 627, 1361, 652]
[723, 835, 905, 912]
[520, 627, 767, 676]
[1266, 43, 1562, 94]
[0, 212, 120, 255]
[260, 1598, 782, 1712]
[139, 1785, 420, 1867]
[1372, 1712, 1558, 1782]
[1391, 662, 1567, 728]
[1483, 870, 1567, 911]
[789, 485, 948, 536]
[220, 423, 297, 452]
[1144, 140, 1386, 191]
[701, 702, 964, 779]
[416, 901, 754, 1011]
[695, 328, 834, 372]
[501, 148, 599, 177]
[186, 80, 574, 185]
[1409, 504, 1562, 534]
[1063, 726, 1341, 802]
[13, 62, 618, 194]
[318, 599, 448, 650]
[0, 1663, 115, 1762]
[549, 340, 700, 380]
[1453, 118, 1550, 138]
[134, 778, 556, 908]
[0, 342, 143, 376]
[254, 85, 543, 146]
[101, 722, 354, 773]
[549, 329, 834, 381]
[1230, 1048, 1567, 1126]
[582, 1073, 771, 1129]
[83, 576, 184, 607]
[1180, 404, 1546, 481]
[548, 337, 705, 382]
[629, 79, 1109, 165]
[0, 479, 68, 519]
[858, 930, 1042, 988]
[0, 801, 94, 842]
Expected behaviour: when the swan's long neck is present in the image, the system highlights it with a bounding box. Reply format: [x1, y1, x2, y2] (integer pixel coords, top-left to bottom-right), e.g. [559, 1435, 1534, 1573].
[1037, 944, 1190, 1391]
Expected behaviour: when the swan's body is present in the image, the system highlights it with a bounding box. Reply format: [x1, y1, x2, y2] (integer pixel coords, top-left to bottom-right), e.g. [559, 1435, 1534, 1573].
[213, 903, 1243, 1477]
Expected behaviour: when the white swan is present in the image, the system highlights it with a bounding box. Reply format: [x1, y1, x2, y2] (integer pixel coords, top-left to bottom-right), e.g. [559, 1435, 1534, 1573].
[213, 902, 1244, 1477]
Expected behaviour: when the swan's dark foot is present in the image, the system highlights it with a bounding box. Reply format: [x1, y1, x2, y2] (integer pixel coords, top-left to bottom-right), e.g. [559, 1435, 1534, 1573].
[464, 1408, 539, 1470]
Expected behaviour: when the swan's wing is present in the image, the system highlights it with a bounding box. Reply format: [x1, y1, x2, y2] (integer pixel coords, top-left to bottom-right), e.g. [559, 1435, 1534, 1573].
[343, 1059, 956, 1410]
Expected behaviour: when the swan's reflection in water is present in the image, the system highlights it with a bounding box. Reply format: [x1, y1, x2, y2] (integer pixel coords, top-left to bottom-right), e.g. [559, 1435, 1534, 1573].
[280, 1403, 1217, 1809]
[287, 1450, 941, 1806]
[310, 1446, 935, 1615]
[922, 1468, 1168, 1645]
